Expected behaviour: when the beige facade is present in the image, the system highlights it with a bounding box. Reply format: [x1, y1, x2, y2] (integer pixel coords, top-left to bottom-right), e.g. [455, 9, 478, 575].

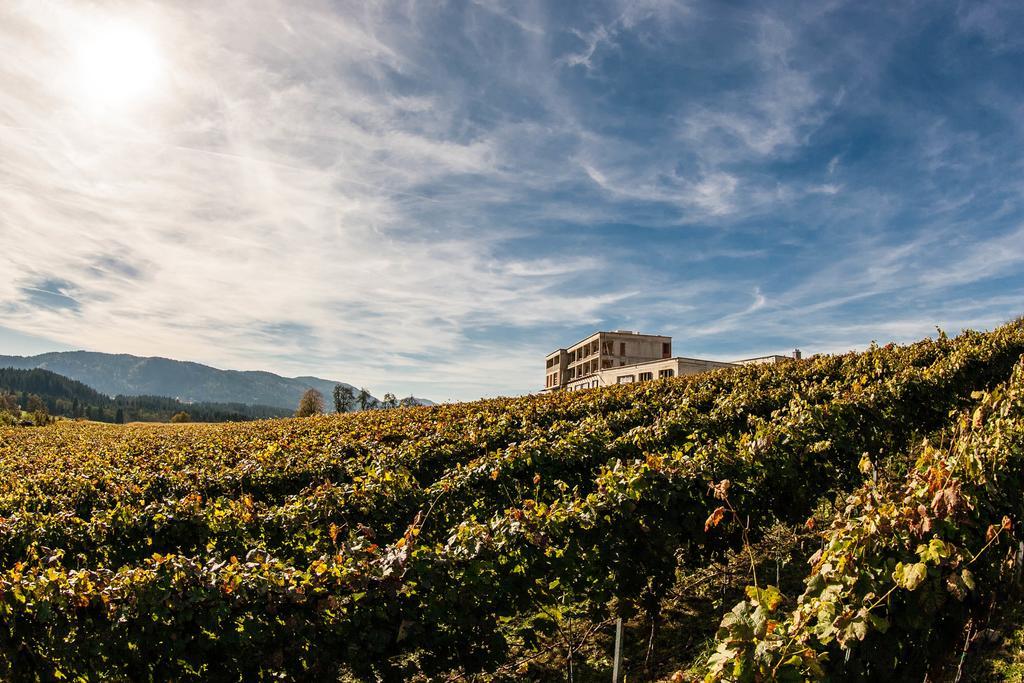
[545, 330, 671, 391]
[544, 331, 800, 392]
[563, 355, 736, 391]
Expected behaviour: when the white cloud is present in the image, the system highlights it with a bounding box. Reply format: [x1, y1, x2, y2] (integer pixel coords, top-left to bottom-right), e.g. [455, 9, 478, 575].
[560, 0, 690, 70]
[678, 14, 830, 162]
[1, 0, 1022, 404]
[0, 0, 629, 401]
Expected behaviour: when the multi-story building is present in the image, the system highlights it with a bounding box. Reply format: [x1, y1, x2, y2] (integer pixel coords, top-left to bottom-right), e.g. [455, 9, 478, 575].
[544, 331, 800, 392]
[544, 330, 670, 391]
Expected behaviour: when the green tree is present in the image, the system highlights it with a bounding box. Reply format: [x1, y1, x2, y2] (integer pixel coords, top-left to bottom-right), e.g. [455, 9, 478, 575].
[399, 396, 418, 408]
[0, 391, 18, 414]
[170, 411, 191, 423]
[333, 384, 355, 413]
[295, 389, 325, 418]
[26, 394, 49, 426]
[357, 387, 374, 411]
[0, 392, 18, 425]
[381, 393, 398, 409]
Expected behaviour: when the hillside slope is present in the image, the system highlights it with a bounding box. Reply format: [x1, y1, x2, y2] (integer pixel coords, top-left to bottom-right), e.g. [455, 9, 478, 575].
[0, 366, 110, 406]
[1, 320, 1023, 680]
[0, 367, 292, 423]
[0, 350, 369, 409]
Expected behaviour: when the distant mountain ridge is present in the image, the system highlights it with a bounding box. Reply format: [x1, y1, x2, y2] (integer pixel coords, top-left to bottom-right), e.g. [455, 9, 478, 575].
[0, 351, 429, 410]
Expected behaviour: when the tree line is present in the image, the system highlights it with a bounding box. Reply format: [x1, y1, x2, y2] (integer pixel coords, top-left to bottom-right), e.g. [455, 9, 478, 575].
[294, 384, 419, 417]
[0, 367, 291, 425]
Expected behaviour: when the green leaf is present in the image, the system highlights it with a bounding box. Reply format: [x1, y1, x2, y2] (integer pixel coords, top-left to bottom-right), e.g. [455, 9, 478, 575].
[744, 585, 783, 611]
[866, 612, 889, 633]
[850, 618, 869, 641]
[961, 568, 975, 591]
[894, 562, 928, 591]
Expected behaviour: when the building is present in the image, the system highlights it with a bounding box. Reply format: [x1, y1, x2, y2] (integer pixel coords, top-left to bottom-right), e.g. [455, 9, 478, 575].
[544, 331, 800, 392]
[544, 330, 670, 391]
[734, 353, 799, 366]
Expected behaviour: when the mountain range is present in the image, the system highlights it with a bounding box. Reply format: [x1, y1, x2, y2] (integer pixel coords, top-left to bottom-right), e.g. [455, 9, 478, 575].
[0, 351, 430, 410]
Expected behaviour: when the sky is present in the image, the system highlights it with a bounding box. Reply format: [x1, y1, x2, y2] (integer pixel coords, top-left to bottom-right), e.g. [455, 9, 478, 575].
[1, 0, 1023, 402]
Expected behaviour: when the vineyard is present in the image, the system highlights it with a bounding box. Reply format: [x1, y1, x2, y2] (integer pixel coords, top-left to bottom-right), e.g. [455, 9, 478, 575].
[3, 320, 1024, 681]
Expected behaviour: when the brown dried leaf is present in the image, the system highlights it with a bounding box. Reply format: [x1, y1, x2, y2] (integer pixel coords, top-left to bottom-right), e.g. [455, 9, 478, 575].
[704, 506, 726, 532]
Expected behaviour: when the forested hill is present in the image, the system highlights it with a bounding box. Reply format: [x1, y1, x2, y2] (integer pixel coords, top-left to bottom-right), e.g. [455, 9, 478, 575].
[0, 350, 369, 410]
[0, 367, 108, 406]
[0, 367, 291, 423]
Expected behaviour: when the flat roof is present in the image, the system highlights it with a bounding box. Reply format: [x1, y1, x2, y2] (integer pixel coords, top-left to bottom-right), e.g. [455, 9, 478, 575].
[547, 330, 672, 357]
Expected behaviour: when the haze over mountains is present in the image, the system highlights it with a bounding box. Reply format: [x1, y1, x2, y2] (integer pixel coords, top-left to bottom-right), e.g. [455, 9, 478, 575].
[0, 351, 428, 410]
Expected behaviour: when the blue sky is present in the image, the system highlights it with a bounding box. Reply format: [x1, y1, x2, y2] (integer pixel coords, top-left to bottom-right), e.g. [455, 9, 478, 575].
[1, 0, 1023, 401]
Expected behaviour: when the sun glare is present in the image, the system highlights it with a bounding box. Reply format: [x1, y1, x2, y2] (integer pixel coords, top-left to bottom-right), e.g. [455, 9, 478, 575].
[72, 21, 162, 110]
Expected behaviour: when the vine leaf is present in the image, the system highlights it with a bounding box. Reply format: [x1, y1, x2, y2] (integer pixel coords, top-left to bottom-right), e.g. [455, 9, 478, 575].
[705, 506, 726, 532]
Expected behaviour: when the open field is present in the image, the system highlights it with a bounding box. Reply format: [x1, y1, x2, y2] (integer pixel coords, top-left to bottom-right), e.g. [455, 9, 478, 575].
[3, 321, 1024, 680]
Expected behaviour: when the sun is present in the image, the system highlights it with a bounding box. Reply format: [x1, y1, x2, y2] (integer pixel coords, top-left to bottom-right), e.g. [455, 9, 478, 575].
[72, 21, 162, 110]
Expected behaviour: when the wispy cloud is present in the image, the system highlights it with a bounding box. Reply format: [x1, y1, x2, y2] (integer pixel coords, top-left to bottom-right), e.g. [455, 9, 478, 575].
[0, 0, 1023, 401]
[559, 0, 689, 70]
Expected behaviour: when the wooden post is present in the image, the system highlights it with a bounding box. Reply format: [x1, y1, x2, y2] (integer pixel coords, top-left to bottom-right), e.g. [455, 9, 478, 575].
[612, 617, 623, 683]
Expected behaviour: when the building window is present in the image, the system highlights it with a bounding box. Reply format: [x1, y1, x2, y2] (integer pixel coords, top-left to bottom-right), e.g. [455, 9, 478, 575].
[591, 380, 598, 388]
[616, 375, 635, 384]
[659, 369, 674, 378]
[662, 342, 671, 358]
[639, 372, 653, 381]
[620, 342, 626, 355]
